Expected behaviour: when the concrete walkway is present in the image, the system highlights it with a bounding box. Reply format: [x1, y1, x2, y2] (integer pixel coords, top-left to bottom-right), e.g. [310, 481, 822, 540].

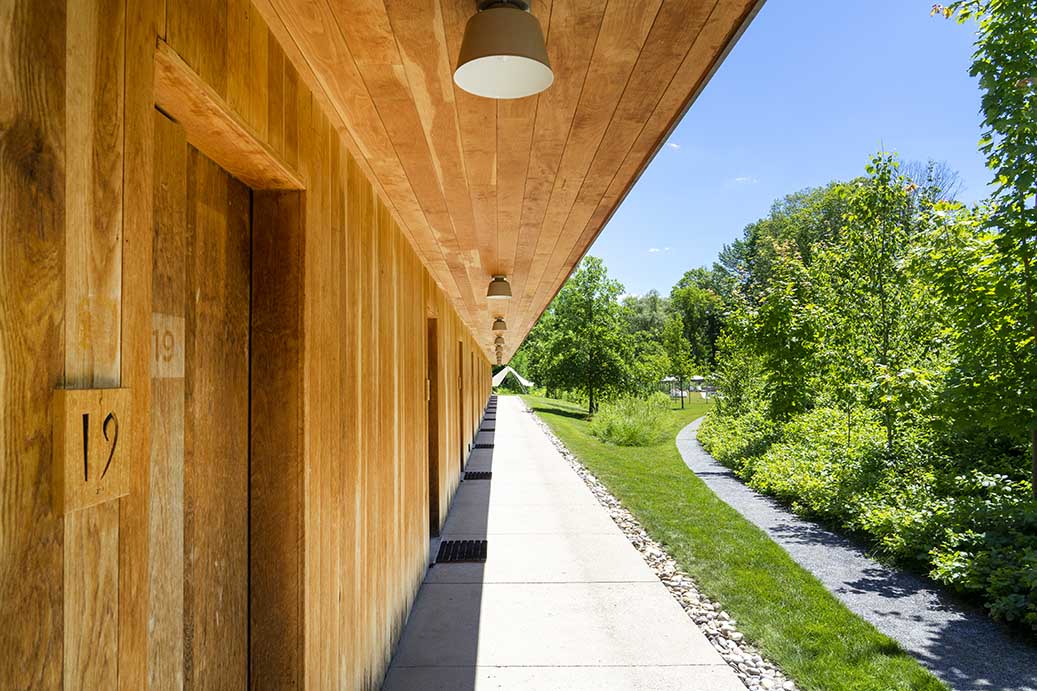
[677, 417, 1037, 691]
[383, 397, 745, 690]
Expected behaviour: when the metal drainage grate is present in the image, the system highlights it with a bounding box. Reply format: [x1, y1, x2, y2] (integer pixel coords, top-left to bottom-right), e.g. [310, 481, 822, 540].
[436, 540, 487, 563]
[474, 443, 494, 449]
[464, 471, 492, 480]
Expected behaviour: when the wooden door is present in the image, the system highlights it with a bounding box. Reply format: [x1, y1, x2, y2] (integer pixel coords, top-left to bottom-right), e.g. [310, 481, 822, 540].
[149, 112, 251, 689]
[427, 319, 439, 536]
[458, 341, 465, 474]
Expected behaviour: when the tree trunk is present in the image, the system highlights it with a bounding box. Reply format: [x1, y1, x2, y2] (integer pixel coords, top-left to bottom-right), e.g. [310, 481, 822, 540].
[679, 376, 684, 409]
[588, 387, 595, 416]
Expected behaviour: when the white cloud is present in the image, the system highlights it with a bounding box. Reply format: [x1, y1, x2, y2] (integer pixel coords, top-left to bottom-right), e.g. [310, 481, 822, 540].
[733, 176, 758, 184]
[647, 247, 670, 254]
[667, 142, 681, 151]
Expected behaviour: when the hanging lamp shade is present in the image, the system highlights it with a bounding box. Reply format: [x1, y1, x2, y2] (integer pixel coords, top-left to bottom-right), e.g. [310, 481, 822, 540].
[494, 335, 505, 346]
[486, 274, 512, 299]
[454, 2, 553, 100]
[492, 317, 508, 332]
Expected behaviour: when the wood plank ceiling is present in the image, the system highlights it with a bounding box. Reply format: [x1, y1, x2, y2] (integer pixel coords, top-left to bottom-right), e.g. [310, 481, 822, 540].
[253, 0, 761, 359]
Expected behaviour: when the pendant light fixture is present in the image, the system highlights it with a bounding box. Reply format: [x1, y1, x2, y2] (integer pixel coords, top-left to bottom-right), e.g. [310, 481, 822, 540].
[486, 274, 512, 300]
[492, 316, 508, 332]
[454, 1, 553, 100]
[494, 335, 505, 346]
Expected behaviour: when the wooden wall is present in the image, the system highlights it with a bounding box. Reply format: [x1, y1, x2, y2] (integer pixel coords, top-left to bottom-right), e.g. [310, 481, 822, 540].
[0, 0, 491, 689]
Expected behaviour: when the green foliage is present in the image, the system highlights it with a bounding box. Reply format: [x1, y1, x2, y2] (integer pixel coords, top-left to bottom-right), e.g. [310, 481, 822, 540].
[817, 154, 946, 447]
[622, 289, 670, 338]
[704, 145, 1037, 630]
[701, 405, 1037, 629]
[669, 266, 732, 368]
[627, 334, 671, 396]
[588, 393, 672, 446]
[530, 257, 632, 413]
[938, 0, 1037, 494]
[661, 314, 694, 384]
[751, 238, 819, 420]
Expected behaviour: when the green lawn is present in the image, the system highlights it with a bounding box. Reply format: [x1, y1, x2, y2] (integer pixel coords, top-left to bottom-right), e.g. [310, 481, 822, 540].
[520, 394, 945, 691]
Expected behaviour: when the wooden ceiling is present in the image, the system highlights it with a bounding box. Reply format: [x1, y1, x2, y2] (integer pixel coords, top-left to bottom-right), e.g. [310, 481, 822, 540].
[253, 0, 761, 359]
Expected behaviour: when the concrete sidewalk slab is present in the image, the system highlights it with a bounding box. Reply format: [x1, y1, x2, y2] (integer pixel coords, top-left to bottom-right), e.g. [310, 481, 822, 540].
[383, 396, 745, 690]
[423, 533, 657, 584]
[392, 581, 725, 667]
[383, 666, 745, 691]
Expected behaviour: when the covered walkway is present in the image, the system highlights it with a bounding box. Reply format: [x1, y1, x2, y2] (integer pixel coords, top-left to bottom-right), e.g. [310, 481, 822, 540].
[383, 397, 743, 690]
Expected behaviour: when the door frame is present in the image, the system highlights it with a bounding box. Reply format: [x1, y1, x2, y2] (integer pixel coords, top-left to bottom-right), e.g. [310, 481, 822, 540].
[426, 318, 439, 536]
[458, 340, 465, 475]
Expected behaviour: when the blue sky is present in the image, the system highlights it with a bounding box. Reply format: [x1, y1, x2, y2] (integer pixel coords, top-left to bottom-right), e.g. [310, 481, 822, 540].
[591, 0, 990, 297]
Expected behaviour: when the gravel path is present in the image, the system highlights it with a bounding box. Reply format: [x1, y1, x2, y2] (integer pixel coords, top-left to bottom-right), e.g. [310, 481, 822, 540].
[677, 417, 1037, 691]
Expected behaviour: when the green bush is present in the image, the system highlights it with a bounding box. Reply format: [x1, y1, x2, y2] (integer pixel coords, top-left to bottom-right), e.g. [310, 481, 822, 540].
[589, 393, 671, 446]
[702, 406, 1037, 632]
[697, 406, 780, 477]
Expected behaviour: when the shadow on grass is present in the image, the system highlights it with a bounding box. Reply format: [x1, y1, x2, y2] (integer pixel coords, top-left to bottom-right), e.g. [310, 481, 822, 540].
[524, 401, 589, 422]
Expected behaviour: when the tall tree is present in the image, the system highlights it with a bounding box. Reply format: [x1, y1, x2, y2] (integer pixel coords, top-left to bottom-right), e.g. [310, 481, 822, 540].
[621, 289, 669, 337]
[669, 267, 728, 368]
[662, 314, 694, 409]
[821, 154, 942, 449]
[751, 238, 818, 420]
[540, 257, 631, 413]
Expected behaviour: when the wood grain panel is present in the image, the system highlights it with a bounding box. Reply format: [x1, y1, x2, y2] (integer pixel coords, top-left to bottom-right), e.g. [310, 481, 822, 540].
[63, 0, 125, 687]
[0, 0, 66, 686]
[154, 41, 304, 190]
[166, 0, 227, 96]
[385, 0, 483, 274]
[509, 0, 607, 343]
[146, 112, 187, 691]
[441, 0, 499, 276]
[63, 503, 121, 691]
[182, 147, 250, 690]
[120, 1, 160, 688]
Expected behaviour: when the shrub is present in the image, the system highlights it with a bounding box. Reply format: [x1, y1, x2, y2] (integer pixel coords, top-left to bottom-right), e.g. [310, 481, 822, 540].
[748, 408, 886, 521]
[698, 406, 781, 477]
[589, 393, 671, 446]
[704, 406, 1037, 632]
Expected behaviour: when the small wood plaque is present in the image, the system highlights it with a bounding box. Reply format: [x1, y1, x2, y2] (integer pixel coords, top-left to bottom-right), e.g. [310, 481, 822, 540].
[53, 388, 132, 514]
[151, 312, 185, 378]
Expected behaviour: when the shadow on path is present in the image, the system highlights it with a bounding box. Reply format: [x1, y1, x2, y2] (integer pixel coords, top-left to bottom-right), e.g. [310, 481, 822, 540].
[677, 417, 1037, 691]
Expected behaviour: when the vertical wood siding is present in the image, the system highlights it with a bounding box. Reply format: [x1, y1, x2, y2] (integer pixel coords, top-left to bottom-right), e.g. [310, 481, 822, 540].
[0, 1, 491, 689]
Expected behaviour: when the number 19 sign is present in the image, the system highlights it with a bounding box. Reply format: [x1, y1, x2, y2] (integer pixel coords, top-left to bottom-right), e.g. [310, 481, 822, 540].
[52, 388, 132, 514]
